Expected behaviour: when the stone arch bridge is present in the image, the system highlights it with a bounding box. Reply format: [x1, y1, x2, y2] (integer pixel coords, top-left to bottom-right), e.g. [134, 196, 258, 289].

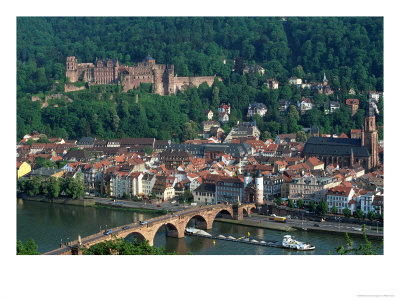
[44, 203, 257, 255]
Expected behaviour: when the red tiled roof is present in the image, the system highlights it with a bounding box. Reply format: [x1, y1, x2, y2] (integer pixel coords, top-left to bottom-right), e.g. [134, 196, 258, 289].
[326, 186, 353, 197]
[306, 157, 323, 167]
[346, 99, 359, 106]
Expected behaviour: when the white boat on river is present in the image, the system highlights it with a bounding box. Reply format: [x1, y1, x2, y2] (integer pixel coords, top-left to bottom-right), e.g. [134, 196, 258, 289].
[282, 235, 315, 251]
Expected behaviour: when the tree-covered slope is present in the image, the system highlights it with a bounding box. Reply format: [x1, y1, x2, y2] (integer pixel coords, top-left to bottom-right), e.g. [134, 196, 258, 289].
[16, 17, 383, 141]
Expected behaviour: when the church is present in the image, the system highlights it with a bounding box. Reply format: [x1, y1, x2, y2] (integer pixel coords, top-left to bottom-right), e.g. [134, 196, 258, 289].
[303, 101, 379, 171]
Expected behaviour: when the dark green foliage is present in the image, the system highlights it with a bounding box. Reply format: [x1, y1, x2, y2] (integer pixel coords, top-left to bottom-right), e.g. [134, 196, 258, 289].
[317, 199, 329, 215]
[182, 190, 194, 203]
[61, 174, 85, 199]
[308, 200, 317, 212]
[82, 238, 175, 255]
[26, 176, 42, 196]
[367, 210, 376, 221]
[35, 156, 57, 168]
[354, 208, 365, 220]
[287, 199, 295, 208]
[17, 17, 383, 141]
[331, 205, 338, 214]
[17, 238, 40, 255]
[41, 176, 60, 199]
[274, 198, 282, 206]
[296, 199, 304, 209]
[343, 207, 351, 218]
[22, 175, 84, 199]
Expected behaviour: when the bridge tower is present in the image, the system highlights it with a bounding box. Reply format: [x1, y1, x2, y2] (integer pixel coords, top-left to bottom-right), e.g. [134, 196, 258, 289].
[255, 169, 264, 206]
[244, 170, 252, 188]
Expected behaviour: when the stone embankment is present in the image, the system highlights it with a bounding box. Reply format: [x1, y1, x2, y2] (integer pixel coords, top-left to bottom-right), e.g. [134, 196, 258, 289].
[18, 193, 95, 206]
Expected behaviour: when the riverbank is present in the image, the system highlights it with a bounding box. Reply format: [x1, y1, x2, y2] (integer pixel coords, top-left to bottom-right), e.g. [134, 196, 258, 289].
[18, 194, 95, 206]
[89, 204, 169, 215]
[214, 218, 296, 232]
[215, 217, 383, 240]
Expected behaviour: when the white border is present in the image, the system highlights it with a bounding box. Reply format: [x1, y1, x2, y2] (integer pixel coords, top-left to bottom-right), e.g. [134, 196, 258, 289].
[2, 1, 399, 299]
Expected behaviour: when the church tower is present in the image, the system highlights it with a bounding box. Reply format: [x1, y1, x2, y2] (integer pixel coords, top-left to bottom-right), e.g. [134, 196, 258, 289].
[363, 101, 379, 169]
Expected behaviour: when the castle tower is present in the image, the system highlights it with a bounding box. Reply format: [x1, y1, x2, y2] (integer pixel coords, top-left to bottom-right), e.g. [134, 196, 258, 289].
[65, 56, 79, 83]
[255, 169, 264, 206]
[364, 101, 379, 169]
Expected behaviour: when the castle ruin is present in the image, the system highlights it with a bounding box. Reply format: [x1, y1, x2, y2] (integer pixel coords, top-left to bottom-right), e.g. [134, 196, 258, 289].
[65, 55, 217, 95]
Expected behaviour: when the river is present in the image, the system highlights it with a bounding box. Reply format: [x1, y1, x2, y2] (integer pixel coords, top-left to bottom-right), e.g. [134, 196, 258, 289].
[17, 199, 383, 255]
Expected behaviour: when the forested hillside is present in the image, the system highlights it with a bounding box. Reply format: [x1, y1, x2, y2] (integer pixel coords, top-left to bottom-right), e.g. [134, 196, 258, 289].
[16, 17, 383, 142]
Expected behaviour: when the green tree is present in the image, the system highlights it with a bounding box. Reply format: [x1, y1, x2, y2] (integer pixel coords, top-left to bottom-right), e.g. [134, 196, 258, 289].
[35, 156, 57, 168]
[144, 146, 153, 156]
[296, 199, 304, 209]
[309, 200, 317, 212]
[182, 121, 199, 141]
[62, 174, 85, 199]
[17, 238, 40, 255]
[317, 199, 329, 215]
[183, 190, 194, 203]
[287, 199, 295, 208]
[274, 198, 282, 206]
[331, 205, 338, 214]
[42, 177, 60, 199]
[367, 210, 376, 221]
[296, 130, 307, 142]
[26, 176, 42, 197]
[343, 207, 351, 218]
[82, 238, 174, 255]
[354, 208, 365, 220]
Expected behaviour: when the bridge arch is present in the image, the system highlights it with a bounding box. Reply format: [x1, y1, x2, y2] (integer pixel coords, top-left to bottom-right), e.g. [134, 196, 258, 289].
[209, 208, 233, 228]
[185, 214, 210, 230]
[151, 222, 184, 246]
[125, 231, 147, 244]
[243, 208, 249, 217]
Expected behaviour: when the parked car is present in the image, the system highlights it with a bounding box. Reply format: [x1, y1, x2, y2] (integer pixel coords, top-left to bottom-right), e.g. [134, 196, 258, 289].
[139, 221, 148, 225]
[104, 229, 113, 235]
[313, 224, 320, 227]
[122, 226, 130, 230]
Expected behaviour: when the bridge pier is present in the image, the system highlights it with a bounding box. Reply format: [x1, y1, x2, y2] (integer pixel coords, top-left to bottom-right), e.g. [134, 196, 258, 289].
[232, 204, 244, 220]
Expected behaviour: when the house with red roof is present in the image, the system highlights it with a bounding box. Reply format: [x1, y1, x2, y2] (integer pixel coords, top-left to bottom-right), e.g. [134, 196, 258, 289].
[305, 157, 324, 171]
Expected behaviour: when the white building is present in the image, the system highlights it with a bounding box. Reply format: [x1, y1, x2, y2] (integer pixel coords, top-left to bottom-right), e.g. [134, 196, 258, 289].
[358, 190, 382, 215]
[142, 173, 157, 196]
[247, 103, 268, 118]
[326, 186, 357, 214]
[298, 97, 313, 112]
[289, 77, 302, 86]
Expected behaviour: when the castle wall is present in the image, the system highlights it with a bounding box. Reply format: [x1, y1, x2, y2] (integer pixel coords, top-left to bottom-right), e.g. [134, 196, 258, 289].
[173, 76, 215, 93]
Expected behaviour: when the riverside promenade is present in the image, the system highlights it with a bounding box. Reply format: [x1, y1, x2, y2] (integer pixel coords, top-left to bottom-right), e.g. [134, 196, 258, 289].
[216, 213, 383, 239]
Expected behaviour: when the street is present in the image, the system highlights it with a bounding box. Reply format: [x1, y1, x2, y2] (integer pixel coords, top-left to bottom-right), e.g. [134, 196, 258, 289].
[247, 214, 383, 236]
